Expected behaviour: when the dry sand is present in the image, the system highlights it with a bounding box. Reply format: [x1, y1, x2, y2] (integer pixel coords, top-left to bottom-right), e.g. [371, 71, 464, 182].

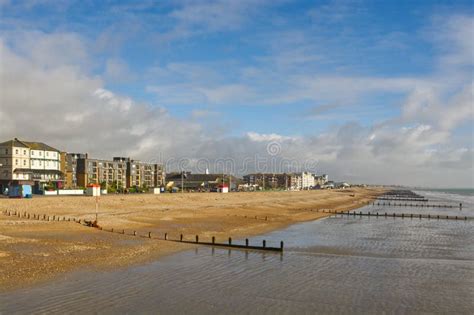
[0, 188, 384, 291]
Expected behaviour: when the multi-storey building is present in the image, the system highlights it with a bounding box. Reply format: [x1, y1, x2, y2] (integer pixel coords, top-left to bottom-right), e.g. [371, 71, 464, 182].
[113, 158, 165, 189]
[243, 172, 316, 190]
[76, 158, 127, 189]
[314, 174, 329, 186]
[301, 172, 315, 189]
[63, 153, 88, 188]
[243, 173, 290, 190]
[0, 138, 63, 192]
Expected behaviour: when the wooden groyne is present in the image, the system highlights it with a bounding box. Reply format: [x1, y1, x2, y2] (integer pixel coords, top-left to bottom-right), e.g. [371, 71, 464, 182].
[313, 209, 472, 221]
[377, 197, 429, 202]
[372, 202, 462, 209]
[1, 209, 284, 253]
[381, 190, 424, 198]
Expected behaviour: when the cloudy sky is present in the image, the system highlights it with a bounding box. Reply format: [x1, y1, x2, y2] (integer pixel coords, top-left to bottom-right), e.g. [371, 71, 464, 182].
[0, 0, 473, 187]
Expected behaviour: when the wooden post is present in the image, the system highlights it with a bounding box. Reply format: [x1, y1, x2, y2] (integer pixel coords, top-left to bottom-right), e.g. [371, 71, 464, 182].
[122, 229, 125, 234]
[228, 237, 232, 245]
[245, 238, 248, 247]
[95, 196, 99, 224]
[148, 232, 152, 238]
[195, 235, 199, 243]
[212, 236, 215, 244]
[180, 234, 183, 242]
[133, 231, 137, 236]
[280, 241, 284, 251]
[262, 240, 266, 248]
[165, 233, 168, 240]
[111, 228, 114, 232]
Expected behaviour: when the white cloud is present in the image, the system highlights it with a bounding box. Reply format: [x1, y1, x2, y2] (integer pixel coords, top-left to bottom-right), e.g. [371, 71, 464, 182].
[246, 132, 297, 142]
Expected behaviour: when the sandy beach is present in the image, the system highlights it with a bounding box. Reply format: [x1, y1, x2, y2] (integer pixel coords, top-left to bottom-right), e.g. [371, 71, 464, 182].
[0, 188, 383, 291]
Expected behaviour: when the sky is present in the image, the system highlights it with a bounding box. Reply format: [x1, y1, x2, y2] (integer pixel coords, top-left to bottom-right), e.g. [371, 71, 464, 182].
[0, 0, 473, 187]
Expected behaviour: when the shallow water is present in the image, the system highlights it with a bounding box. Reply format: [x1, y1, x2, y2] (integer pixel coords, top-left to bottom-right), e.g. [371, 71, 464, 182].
[1, 190, 473, 314]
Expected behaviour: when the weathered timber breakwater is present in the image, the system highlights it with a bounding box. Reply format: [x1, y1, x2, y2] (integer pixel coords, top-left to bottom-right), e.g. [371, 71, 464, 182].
[0, 209, 284, 252]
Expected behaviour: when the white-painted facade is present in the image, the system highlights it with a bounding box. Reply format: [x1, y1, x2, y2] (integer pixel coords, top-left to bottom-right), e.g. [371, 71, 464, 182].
[0, 139, 63, 189]
[30, 149, 60, 171]
[0, 143, 31, 181]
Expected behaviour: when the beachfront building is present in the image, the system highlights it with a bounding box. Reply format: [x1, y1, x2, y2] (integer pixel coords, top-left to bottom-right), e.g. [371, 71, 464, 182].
[0, 138, 63, 192]
[314, 174, 329, 187]
[243, 173, 290, 190]
[113, 157, 165, 189]
[301, 172, 315, 189]
[166, 172, 238, 192]
[76, 157, 127, 190]
[243, 172, 319, 190]
[63, 153, 88, 188]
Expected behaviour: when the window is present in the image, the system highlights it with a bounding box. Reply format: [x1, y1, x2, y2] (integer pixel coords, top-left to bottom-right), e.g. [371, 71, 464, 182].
[5, 149, 8, 154]
[46, 152, 49, 157]
[15, 159, 18, 165]
[39, 161, 42, 166]
[23, 160, 26, 166]
[31, 151, 34, 156]
[15, 149, 18, 154]
[23, 150, 26, 155]
[39, 151, 42, 156]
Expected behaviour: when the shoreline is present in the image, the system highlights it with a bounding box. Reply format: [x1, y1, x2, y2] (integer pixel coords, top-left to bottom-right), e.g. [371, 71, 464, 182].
[0, 188, 384, 292]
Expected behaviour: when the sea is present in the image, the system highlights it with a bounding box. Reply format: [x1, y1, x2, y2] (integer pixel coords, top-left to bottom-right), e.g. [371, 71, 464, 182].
[1, 188, 473, 314]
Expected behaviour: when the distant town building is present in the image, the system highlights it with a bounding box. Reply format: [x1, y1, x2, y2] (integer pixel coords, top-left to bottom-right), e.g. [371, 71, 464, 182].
[314, 174, 329, 186]
[166, 172, 238, 191]
[243, 173, 290, 190]
[0, 138, 63, 192]
[243, 172, 324, 190]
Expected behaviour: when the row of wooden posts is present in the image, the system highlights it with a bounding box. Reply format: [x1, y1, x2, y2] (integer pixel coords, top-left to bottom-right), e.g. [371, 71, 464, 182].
[100, 227, 283, 252]
[314, 209, 471, 221]
[372, 202, 462, 209]
[377, 198, 429, 202]
[1, 209, 284, 252]
[2, 209, 78, 222]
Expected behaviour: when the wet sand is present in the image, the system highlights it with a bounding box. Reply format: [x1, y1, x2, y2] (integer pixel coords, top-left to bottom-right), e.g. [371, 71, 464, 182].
[0, 188, 383, 291]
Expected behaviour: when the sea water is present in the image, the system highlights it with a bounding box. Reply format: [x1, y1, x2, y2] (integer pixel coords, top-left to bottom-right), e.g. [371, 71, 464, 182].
[1, 189, 473, 314]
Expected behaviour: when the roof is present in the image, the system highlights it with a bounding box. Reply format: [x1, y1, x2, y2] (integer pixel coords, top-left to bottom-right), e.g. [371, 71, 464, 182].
[166, 173, 223, 182]
[0, 139, 29, 148]
[0, 138, 61, 152]
[22, 141, 60, 152]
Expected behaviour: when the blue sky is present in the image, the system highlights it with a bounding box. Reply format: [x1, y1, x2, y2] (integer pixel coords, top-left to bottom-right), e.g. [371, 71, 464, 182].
[0, 0, 473, 186]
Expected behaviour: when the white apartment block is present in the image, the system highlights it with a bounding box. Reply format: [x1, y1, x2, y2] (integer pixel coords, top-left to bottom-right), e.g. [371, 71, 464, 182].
[288, 172, 316, 190]
[0, 140, 31, 182]
[0, 138, 63, 191]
